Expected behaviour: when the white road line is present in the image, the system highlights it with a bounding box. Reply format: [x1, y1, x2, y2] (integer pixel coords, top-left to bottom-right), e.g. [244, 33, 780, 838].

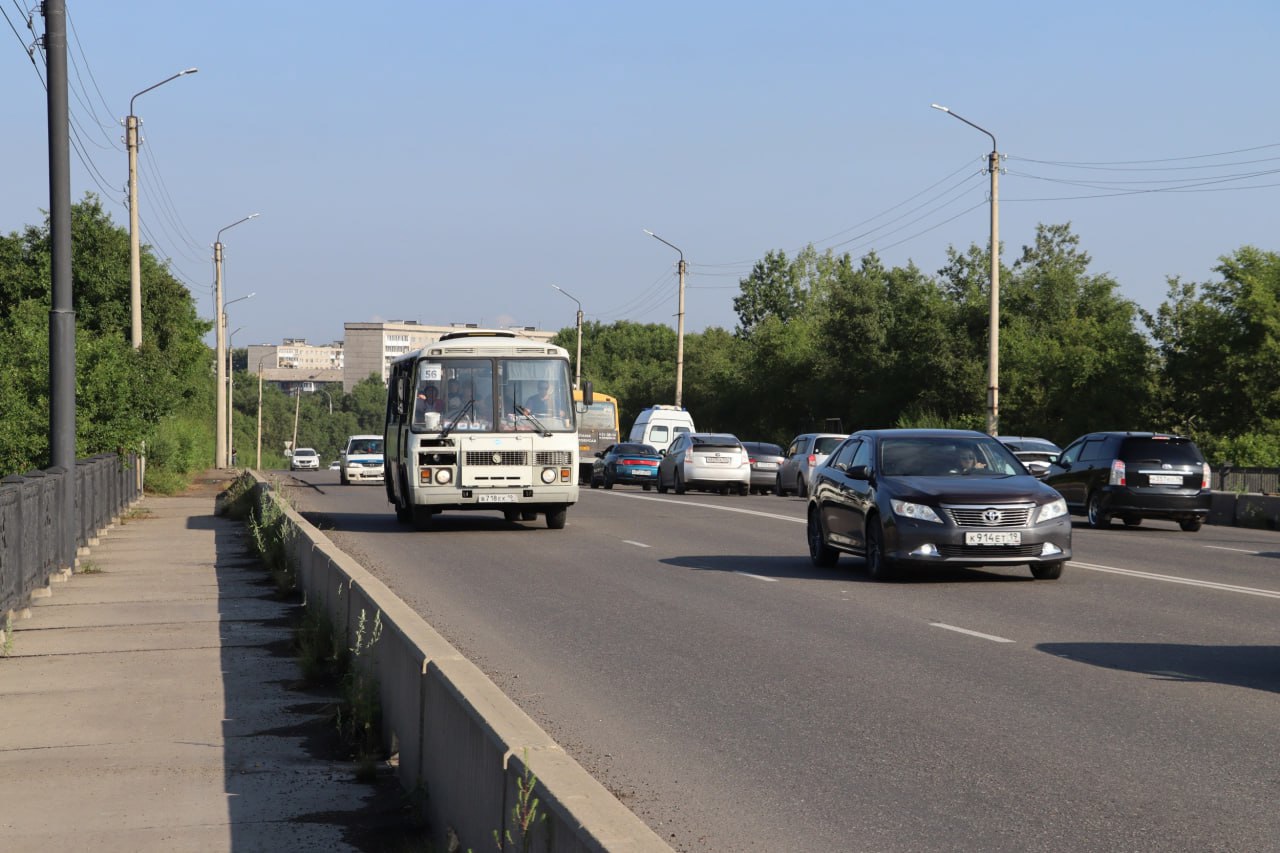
[622, 540, 650, 548]
[734, 571, 779, 583]
[930, 623, 1014, 643]
[1203, 545, 1259, 555]
[604, 491, 804, 523]
[1070, 560, 1280, 599]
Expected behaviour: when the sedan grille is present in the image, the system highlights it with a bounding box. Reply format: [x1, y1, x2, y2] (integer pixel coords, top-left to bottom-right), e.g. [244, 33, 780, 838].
[938, 543, 1045, 558]
[943, 504, 1034, 527]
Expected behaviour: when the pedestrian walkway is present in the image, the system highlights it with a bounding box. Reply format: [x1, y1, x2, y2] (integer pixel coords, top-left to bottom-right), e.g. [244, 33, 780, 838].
[0, 473, 383, 852]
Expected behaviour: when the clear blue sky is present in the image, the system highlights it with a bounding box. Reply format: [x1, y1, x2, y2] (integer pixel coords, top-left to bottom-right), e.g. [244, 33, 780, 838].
[4, 1, 1278, 351]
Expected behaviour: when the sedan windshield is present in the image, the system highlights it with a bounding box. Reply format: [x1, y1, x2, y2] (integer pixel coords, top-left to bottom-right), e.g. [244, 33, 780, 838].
[879, 437, 1023, 477]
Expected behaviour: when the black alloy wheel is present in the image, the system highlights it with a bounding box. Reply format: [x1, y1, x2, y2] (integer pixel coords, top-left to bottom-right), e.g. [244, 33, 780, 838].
[807, 507, 838, 568]
[1179, 519, 1203, 532]
[1030, 561, 1064, 580]
[674, 470, 686, 495]
[1086, 491, 1112, 529]
[864, 519, 896, 581]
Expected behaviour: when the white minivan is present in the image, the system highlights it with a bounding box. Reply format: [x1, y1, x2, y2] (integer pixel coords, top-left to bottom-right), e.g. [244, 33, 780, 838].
[628, 405, 696, 454]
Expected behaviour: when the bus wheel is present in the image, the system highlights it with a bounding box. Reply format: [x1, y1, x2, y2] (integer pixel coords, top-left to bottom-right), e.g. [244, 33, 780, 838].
[520, 510, 537, 521]
[503, 509, 520, 523]
[411, 506, 433, 531]
[546, 507, 568, 529]
[394, 501, 412, 524]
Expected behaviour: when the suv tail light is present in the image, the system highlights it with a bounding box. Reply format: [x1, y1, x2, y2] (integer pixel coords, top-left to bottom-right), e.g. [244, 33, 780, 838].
[1202, 462, 1211, 489]
[1108, 459, 1126, 486]
[807, 453, 817, 469]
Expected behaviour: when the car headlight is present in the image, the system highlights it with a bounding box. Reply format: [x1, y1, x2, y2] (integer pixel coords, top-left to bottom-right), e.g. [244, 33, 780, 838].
[890, 499, 942, 524]
[1037, 498, 1068, 523]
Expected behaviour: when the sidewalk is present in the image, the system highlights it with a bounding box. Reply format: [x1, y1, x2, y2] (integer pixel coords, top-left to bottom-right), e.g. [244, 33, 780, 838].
[0, 472, 388, 852]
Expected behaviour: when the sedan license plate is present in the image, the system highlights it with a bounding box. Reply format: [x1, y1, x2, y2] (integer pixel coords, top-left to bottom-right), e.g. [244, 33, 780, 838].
[965, 531, 1022, 546]
[477, 494, 516, 503]
[756, 461, 777, 469]
[706, 456, 730, 464]
[1148, 474, 1183, 485]
[631, 469, 653, 476]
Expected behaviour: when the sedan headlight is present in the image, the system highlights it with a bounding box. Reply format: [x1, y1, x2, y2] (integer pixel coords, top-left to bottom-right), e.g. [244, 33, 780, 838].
[1037, 498, 1068, 523]
[890, 499, 943, 524]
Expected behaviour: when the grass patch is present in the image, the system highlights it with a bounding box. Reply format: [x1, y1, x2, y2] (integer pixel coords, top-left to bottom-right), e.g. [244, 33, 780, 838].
[78, 560, 103, 574]
[121, 506, 152, 523]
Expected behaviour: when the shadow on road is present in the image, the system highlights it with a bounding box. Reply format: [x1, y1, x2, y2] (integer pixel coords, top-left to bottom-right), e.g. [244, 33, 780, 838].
[1038, 642, 1280, 694]
[660, 553, 1038, 584]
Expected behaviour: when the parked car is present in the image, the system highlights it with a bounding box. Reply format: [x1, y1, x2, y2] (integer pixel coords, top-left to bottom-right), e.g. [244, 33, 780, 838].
[656, 432, 751, 495]
[741, 441, 785, 495]
[806, 429, 1071, 580]
[997, 435, 1062, 479]
[1043, 431, 1211, 531]
[289, 447, 320, 471]
[329, 460, 341, 471]
[339, 434, 385, 485]
[591, 442, 662, 490]
[776, 433, 846, 497]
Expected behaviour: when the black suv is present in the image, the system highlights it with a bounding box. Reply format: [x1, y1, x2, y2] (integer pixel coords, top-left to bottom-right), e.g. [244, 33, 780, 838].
[1043, 432, 1211, 531]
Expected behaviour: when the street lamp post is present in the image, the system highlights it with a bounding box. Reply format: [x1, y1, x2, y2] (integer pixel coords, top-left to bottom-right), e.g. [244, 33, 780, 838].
[223, 293, 256, 466]
[127, 68, 197, 349]
[643, 229, 687, 407]
[214, 214, 259, 468]
[319, 389, 334, 415]
[932, 103, 1001, 436]
[256, 354, 274, 470]
[551, 285, 583, 390]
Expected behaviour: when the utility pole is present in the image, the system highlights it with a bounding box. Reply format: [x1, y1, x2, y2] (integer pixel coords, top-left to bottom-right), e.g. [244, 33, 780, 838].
[932, 104, 1001, 435]
[643, 230, 687, 407]
[45, 0, 76, 571]
[126, 68, 196, 349]
[213, 214, 258, 467]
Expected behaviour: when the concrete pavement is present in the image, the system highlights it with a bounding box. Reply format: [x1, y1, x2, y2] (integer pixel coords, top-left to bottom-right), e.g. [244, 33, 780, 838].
[0, 473, 392, 852]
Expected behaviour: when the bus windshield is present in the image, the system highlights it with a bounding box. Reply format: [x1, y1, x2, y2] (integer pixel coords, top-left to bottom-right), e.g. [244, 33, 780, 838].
[411, 357, 574, 433]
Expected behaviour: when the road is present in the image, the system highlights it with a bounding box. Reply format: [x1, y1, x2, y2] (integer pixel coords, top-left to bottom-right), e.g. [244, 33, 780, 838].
[281, 471, 1280, 852]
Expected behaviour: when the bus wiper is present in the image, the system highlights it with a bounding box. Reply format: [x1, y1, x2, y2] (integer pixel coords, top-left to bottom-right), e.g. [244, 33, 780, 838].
[441, 399, 475, 438]
[514, 405, 552, 437]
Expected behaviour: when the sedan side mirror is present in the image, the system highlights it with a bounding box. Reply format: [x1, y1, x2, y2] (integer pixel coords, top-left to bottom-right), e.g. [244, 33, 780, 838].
[848, 464, 871, 481]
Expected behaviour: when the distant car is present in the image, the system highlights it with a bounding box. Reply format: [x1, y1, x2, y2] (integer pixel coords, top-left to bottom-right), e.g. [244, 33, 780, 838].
[657, 432, 751, 495]
[806, 429, 1071, 580]
[997, 436, 1062, 479]
[776, 433, 846, 497]
[740, 441, 785, 495]
[591, 442, 662, 490]
[339, 434, 385, 485]
[1043, 431, 1211, 531]
[289, 447, 320, 471]
[329, 460, 341, 471]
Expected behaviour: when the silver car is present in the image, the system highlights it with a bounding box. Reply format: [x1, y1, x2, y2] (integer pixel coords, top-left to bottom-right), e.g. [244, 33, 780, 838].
[657, 432, 751, 495]
[741, 441, 785, 495]
[776, 433, 846, 498]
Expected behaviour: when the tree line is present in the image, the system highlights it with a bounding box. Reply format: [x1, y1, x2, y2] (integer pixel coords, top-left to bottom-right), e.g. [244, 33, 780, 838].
[556, 223, 1280, 466]
[3, 198, 1277, 484]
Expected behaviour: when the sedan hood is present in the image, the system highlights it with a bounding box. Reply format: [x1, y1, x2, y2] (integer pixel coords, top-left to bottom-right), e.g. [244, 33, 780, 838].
[884, 474, 1057, 504]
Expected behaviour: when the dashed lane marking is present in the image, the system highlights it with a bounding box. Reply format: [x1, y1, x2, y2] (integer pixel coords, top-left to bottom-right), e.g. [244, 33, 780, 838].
[930, 623, 1015, 643]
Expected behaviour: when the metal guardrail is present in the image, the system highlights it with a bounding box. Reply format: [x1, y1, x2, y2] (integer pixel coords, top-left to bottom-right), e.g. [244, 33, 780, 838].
[0, 453, 141, 615]
[1212, 467, 1280, 496]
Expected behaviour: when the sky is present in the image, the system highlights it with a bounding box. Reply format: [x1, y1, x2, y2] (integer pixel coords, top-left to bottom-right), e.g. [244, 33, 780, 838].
[4, 1, 1278, 352]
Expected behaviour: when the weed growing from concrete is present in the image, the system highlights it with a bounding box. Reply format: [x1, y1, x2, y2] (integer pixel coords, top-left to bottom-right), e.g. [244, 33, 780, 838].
[2, 613, 13, 657]
[336, 607, 384, 782]
[247, 494, 297, 593]
[492, 753, 545, 852]
[78, 561, 103, 574]
[120, 506, 152, 523]
[218, 473, 257, 519]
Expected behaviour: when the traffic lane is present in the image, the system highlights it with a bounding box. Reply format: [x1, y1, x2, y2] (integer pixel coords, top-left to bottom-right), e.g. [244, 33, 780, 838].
[283, 482, 1280, 851]
[1067, 518, 1280, 587]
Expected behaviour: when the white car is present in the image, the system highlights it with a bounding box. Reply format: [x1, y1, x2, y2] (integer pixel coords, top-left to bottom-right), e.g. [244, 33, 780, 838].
[290, 447, 320, 471]
[339, 434, 385, 485]
[329, 460, 341, 470]
[656, 432, 751, 495]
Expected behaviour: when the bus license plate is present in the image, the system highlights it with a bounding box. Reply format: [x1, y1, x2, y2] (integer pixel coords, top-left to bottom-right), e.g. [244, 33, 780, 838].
[965, 531, 1021, 546]
[478, 494, 516, 503]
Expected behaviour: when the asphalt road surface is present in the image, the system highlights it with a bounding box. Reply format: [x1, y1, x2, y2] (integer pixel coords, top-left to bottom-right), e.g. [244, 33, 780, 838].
[280, 471, 1280, 852]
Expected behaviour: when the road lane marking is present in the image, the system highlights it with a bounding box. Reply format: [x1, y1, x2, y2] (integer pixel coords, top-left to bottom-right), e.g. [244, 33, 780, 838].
[930, 623, 1014, 643]
[1203, 545, 1259, 555]
[1070, 560, 1280, 599]
[623, 540, 650, 548]
[603, 491, 804, 523]
[734, 571, 779, 583]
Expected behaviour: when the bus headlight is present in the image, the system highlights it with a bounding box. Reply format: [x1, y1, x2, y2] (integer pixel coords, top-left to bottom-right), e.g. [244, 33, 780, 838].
[435, 468, 452, 485]
[540, 467, 557, 484]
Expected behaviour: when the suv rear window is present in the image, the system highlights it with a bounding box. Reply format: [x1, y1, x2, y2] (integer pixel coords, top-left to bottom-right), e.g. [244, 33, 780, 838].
[814, 436, 844, 454]
[1119, 437, 1203, 465]
[692, 435, 741, 450]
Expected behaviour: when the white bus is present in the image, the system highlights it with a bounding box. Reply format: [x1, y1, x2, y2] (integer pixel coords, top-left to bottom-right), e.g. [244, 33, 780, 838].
[384, 329, 586, 530]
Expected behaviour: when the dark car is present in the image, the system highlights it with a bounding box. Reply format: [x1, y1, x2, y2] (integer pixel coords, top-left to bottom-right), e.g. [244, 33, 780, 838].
[590, 442, 662, 490]
[741, 441, 785, 495]
[1043, 432, 1211, 531]
[997, 435, 1062, 479]
[806, 429, 1071, 580]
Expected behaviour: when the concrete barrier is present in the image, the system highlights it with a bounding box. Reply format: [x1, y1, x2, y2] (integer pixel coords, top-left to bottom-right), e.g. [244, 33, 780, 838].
[1235, 494, 1280, 530]
[250, 473, 670, 852]
[1208, 491, 1238, 526]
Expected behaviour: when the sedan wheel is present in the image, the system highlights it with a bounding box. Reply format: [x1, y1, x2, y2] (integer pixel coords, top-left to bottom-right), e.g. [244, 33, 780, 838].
[657, 473, 668, 494]
[865, 520, 897, 581]
[807, 507, 838, 568]
[674, 470, 686, 495]
[590, 477, 600, 489]
[1086, 491, 1112, 529]
[1179, 519, 1203, 532]
[796, 475, 808, 499]
[604, 473, 614, 490]
[1030, 561, 1064, 580]
[775, 475, 789, 497]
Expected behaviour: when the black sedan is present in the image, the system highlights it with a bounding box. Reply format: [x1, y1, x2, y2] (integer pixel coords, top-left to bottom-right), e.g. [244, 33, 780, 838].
[590, 442, 662, 490]
[806, 429, 1071, 580]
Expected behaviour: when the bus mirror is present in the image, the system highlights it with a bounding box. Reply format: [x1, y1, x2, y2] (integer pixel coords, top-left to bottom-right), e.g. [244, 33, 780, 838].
[582, 380, 594, 407]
